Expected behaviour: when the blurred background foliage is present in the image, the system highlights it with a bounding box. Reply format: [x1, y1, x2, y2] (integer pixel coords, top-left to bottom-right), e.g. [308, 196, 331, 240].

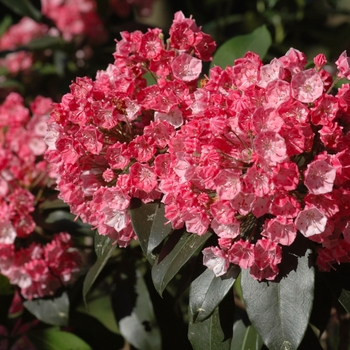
[1, 0, 350, 100]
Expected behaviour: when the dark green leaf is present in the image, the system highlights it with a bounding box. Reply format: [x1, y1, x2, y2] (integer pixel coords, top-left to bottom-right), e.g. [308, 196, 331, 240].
[0, 15, 12, 37]
[211, 25, 272, 69]
[148, 203, 173, 255]
[190, 266, 238, 322]
[70, 311, 125, 350]
[0, 0, 42, 21]
[322, 264, 350, 314]
[0, 79, 24, 93]
[82, 241, 116, 305]
[114, 269, 162, 350]
[129, 198, 159, 263]
[94, 233, 114, 260]
[152, 231, 211, 296]
[28, 327, 92, 350]
[297, 325, 324, 350]
[241, 250, 315, 350]
[23, 292, 69, 326]
[27, 36, 63, 50]
[188, 305, 231, 350]
[0, 274, 13, 295]
[231, 320, 263, 350]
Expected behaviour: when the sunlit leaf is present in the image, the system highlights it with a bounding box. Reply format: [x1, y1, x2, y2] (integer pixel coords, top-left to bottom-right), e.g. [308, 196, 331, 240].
[241, 250, 315, 350]
[190, 266, 238, 322]
[28, 327, 92, 350]
[211, 25, 272, 69]
[152, 231, 211, 296]
[23, 292, 69, 326]
[0, 0, 42, 21]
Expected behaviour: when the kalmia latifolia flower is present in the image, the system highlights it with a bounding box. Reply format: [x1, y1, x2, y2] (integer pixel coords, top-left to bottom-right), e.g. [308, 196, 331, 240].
[45, 11, 350, 282]
[0, 93, 82, 300]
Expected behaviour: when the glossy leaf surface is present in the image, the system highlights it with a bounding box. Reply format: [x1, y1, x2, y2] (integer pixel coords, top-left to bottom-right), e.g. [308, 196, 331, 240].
[190, 266, 238, 322]
[241, 250, 315, 350]
[152, 231, 211, 296]
[23, 292, 69, 326]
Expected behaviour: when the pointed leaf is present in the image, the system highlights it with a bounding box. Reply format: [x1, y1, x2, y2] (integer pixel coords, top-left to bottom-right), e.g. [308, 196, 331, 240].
[28, 327, 92, 350]
[113, 269, 162, 350]
[129, 198, 159, 263]
[23, 292, 69, 326]
[83, 240, 116, 304]
[241, 250, 315, 350]
[152, 231, 211, 296]
[188, 305, 231, 350]
[94, 233, 114, 260]
[231, 320, 263, 350]
[212, 25, 272, 69]
[148, 203, 173, 255]
[0, 0, 42, 21]
[190, 266, 238, 322]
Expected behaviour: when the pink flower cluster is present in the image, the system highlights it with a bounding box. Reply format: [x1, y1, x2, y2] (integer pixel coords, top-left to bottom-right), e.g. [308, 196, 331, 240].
[0, 0, 107, 74]
[45, 11, 350, 281]
[0, 92, 81, 299]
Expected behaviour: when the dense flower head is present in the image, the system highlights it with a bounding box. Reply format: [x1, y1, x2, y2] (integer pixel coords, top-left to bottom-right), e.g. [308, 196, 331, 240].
[45, 11, 350, 281]
[0, 93, 82, 299]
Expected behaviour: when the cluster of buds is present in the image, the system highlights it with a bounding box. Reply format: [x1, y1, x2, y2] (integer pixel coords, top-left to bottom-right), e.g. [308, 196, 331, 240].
[45, 11, 350, 281]
[0, 93, 81, 299]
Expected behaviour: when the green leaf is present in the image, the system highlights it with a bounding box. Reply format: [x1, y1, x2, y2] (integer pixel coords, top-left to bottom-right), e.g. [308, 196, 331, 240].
[28, 327, 92, 350]
[113, 269, 162, 350]
[27, 36, 63, 50]
[0, 15, 12, 37]
[129, 199, 161, 264]
[188, 305, 231, 350]
[190, 266, 238, 322]
[0, 79, 24, 93]
[0, 0, 42, 22]
[94, 233, 114, 260]
[0, 274, 13, 295]
[241, 250, 315, 350]
[322, 264, 350, 314]
[70, 311, 124, 350]
[82, 240, 116, 305]
[231, 320, 263, 350]
[211, 25, 272, 69]
[152, 230, 211, 296]
[129, 200, 173, 262]
[23, 292, 69, 326]
[147, 203, 173, 255]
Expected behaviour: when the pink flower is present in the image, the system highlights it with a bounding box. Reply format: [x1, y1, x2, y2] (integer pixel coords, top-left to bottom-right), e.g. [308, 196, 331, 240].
[304, 159, 336, 195]
[254, 131, 287, 165]
[335, 51, 350, 79]
[172, 53, 202, 82]
[202, 246, 229, 277]
[291, 69, 324, 103]
[295, 207, 327, 237]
